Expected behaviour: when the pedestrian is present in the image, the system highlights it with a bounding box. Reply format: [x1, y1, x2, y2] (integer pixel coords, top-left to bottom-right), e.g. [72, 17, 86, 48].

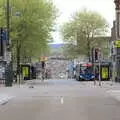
[95, 67, 99, 80]
[14, 71, 17, 83]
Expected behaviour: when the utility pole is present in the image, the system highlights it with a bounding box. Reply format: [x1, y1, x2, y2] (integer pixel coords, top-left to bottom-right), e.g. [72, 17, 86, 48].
[5, 0, 13, 87]
[114, 0, 120, 82]
[7, 0, 10, 46]
[110, 21, 117, 84]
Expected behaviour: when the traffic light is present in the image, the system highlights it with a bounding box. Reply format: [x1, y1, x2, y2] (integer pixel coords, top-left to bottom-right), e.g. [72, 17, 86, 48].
[0, 28, 7, 56]
[94, 48, 101, 61]
[95, 48, 99, 61]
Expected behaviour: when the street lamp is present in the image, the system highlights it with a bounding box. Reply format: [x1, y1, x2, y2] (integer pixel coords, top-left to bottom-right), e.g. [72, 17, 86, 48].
[15, 11, 21, 84]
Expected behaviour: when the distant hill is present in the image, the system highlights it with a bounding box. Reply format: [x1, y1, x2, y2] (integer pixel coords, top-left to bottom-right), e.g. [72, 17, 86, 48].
[49, 43, 64, 49]
[48, 43, 65, 56]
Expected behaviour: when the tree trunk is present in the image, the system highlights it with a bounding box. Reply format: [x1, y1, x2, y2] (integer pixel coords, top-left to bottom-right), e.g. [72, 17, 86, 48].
[87, 35, 91, 62]
[16, 39, 21, 74]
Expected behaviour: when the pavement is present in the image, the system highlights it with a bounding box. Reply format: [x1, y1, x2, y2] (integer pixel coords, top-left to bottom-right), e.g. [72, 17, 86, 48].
[0, 94, 14, 105]
[1, 80, 120, 120]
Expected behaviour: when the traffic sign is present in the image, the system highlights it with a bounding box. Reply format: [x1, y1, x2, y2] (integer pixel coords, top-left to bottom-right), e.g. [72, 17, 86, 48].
[41, 56, 47, 61]
[2, 29, 7, 41]
[115, 40, 120, 48]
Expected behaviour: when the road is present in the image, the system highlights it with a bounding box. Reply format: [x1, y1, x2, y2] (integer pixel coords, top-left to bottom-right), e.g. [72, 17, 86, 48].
[0, 79, 120, 120]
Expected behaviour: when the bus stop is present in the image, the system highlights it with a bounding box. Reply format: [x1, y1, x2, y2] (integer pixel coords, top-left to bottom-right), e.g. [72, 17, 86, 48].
[95, 62, 112, 81]
[21, 64, 31, 80]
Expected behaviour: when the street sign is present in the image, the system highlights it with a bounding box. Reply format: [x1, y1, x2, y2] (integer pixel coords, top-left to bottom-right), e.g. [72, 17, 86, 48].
[2, 29, 7, 41]
[102, 67, 109, 79]
[115, 40, 120, 48]
[41, 56, 47, 61]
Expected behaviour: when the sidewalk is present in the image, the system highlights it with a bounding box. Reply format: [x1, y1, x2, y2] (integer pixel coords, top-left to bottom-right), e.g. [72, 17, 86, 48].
[105, 81, 120, 101]
[107, 90, 120, 101]
[0, 82, 29, 105]
[71, 80, 120, 102]
[94, 81, 120, 102]
[0, 94, 14, 105]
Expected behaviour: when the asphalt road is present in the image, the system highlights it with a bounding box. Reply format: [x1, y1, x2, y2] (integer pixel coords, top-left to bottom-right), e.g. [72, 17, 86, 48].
[0, 80, 120, 120]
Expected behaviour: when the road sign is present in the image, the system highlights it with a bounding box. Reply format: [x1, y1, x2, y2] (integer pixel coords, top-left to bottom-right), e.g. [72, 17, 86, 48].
[115, 40, 120, 48]
[41, 56, 47, 61]
[2, 29, 7, 41]
[102, 67, 108, 79]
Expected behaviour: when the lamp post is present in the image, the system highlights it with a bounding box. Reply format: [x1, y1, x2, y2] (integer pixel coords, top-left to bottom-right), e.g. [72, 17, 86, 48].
[15, 11, 21, 85]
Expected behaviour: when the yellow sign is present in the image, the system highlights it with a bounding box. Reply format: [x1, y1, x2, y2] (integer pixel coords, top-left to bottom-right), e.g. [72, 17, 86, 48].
[115, 40, 120, 48]
[102, 67, 108, 79]
[41, 56, 47, 61]
[23, 67, 29, 77]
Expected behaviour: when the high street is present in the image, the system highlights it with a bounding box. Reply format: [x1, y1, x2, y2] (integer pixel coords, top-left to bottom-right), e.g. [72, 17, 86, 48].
[0, 80, 120, 120]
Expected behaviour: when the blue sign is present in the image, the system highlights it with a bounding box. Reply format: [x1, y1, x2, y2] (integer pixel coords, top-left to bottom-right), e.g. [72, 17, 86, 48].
[2, 30, 7, 41]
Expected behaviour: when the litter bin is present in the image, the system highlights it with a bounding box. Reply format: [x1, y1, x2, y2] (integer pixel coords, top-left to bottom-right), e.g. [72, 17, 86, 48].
[95, 62, 111, 81]
[101, 66, 109, 80]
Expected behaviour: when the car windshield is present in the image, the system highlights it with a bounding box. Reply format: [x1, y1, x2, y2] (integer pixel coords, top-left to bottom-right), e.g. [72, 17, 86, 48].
[80, 66, 93, 74]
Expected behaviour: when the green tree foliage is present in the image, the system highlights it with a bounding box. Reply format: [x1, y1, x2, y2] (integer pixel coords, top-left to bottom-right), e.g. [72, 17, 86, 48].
[0, 0, 57, 62]
[61, 9, 109, 60]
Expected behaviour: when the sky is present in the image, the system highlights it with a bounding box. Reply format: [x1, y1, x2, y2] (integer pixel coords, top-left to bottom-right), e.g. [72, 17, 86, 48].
[52, 0, 115, 43]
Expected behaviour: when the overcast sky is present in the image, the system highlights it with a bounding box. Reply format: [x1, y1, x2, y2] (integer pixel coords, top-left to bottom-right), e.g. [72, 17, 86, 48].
[52, 0, 115, 43]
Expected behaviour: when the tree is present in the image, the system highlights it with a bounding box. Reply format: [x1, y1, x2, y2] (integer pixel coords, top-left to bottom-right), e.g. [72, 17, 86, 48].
[61, 9, 108, 61]
[0, 0, 57, 62]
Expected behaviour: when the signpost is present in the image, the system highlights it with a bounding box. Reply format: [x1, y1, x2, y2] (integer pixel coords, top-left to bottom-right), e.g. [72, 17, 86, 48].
[98, 48, 102, 86]
[92, 47, 102, 86]
[114, 40, 120, 82]
[91, 48, 96, 85]
[41, 56, 47, 81]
